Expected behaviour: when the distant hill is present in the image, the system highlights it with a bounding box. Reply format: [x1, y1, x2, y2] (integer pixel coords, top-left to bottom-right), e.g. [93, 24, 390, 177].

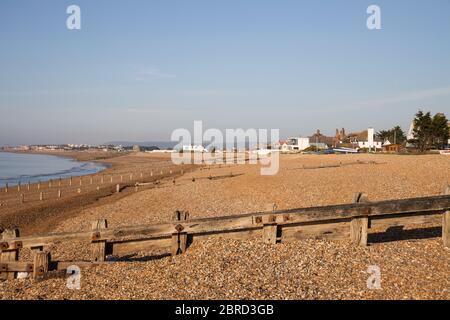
[104, 141, 177, 149]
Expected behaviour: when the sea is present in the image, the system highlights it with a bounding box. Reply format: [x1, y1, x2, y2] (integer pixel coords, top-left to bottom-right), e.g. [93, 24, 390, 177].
[0, 152, 109, 188]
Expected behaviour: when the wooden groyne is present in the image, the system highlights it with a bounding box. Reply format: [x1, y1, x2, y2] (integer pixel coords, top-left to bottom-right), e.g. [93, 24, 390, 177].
[1, 185, 449, 281]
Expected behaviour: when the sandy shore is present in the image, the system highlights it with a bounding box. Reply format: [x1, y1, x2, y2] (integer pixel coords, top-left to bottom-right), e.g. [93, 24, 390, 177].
[0, 151, 194, 235]
[0, 153, 449, 299]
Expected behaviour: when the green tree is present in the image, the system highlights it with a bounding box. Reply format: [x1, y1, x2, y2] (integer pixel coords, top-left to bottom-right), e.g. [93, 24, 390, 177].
[409, 111, 449, 151]
[409, 110, 435, 152]
[431, 113, 449, 149]
[375, 130, 390, 142]
[390, 125, 407, 145]
[376, 126, 406, 145]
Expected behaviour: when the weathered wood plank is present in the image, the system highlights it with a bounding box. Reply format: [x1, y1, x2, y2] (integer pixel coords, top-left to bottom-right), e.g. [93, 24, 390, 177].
[281, 221, 350, 241]
[263, 224, 277, 244]
[350, 217, 369, 246]
[171, 211, 189, 255]
[0, 229, 20, 280]
[1, 194, 449, 249]
[91, 219, 108, 262]
[0, 262, 33, 273]
[370, 213, 442, 228]
[350, 192, 369, 246]
[171, 232, 187, 256]
[444, 185, 450, 248]
[33, 251, 50, 281]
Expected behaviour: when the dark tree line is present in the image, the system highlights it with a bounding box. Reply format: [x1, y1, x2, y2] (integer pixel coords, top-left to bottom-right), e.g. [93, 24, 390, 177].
[409, 110, 449, 152]
[376, 125, 406, 145]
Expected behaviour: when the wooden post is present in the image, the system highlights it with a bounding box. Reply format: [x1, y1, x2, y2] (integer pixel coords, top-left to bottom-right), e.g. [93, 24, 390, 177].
[79, 177, 82, 186]
[129, 173, 133, 180]
[90, 177, 93, 185]
[27, 182, 30, 190]
[33, 251, 50, 281]
[31, 246, 44, 258]
[263, 223, 277, 244]
[151, 171, 153, 177]
[58, 190, 61, 198]
[110, 176, 113, 183]
[350, 192, 369, 246]
[20, 193, 24, 204]
[443, 185, 450, 248]
[69, 177, 72, 186]
[91, 219, 108, 262]
[17, 182, 21, 192]
[171, 232, 187, 256]
[0, 229, 20, 280]
[5, 183, 8, 193]
[116, 184, 120, 193]
[171, 211, 189, 256]
[37, 181, 41, 190]
[39, 192, 43, 201]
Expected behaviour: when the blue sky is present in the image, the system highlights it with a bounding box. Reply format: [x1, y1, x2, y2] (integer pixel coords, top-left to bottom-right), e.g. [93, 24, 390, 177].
[1, 0, 450, 145]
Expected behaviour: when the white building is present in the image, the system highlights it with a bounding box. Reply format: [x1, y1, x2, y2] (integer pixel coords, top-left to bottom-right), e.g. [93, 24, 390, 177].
[285, 137, 310, 151]
[357, 128, 382, 150]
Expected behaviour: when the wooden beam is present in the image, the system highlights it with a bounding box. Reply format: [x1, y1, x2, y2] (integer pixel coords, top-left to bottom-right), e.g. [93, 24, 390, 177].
[350, 192, 369, 246]
[91, 219, 108, 262]
[371, 212, 441, 228]
[444, 185, 450, 248]
[1, 194, 449, 249]
[0, 262, 33, 273]
[33, 251, 50, 281]
[171, 232, 187, 256]
[0, 229, 20, 280]
[281, 220, 350, 241]
[263, 223, 277, 244]
[171, 211, 189, 256]
[350, 217, 369, 246]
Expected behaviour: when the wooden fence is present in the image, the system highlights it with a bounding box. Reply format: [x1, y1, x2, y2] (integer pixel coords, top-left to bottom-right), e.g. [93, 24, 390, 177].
[1, 185, 449, 281]
[0, 166, 187, 206]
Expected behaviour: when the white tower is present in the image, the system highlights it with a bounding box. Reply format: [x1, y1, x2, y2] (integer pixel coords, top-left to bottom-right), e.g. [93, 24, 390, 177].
[368, 127, 374, 148]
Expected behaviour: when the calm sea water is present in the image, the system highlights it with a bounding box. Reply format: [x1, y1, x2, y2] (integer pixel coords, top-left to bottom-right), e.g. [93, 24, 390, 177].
[0, 152, 109, 188]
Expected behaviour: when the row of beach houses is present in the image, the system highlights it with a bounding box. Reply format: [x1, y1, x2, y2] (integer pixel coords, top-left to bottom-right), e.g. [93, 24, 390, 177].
[180, 127, 385, 154]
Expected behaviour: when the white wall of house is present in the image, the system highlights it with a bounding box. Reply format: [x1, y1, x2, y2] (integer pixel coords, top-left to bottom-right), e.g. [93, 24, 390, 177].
[358, 141, 382, 149]
[286, 137, 310, 151]
[357, 127, 382, 149]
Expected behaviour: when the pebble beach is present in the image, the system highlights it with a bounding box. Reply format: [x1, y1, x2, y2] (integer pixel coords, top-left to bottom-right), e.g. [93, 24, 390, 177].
[1, 152, 449, 299]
